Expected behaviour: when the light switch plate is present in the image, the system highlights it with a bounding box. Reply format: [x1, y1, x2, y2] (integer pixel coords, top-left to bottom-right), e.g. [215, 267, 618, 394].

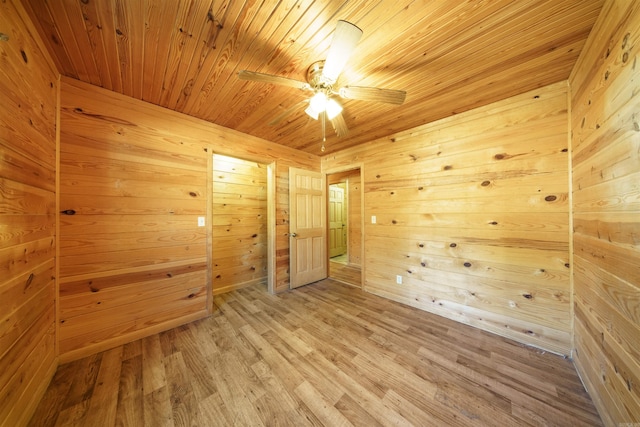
[371, 215, 377, 224]
[197, 216, 205, 227]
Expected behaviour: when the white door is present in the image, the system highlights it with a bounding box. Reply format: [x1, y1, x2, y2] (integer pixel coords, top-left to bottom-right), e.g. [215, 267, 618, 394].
[289, 167, 327, 288]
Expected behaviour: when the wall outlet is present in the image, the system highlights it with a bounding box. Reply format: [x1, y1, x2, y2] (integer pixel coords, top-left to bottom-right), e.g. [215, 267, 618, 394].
[371, 215, 377, 224]
[396, 275, 403, 284]
[197, 216, 205, 227]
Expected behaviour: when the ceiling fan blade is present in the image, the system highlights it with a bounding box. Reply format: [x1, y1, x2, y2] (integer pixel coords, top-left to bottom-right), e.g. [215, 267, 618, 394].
[330, 112, 349, 137]
[268, 99, 309, 126]
[322, 20, 363, 82]
[238, 70, 311, 91]
[338, 86, 407, 105]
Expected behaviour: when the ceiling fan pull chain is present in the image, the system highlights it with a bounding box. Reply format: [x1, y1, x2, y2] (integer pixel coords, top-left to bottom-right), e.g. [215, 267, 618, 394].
[321, 111, 326, 152]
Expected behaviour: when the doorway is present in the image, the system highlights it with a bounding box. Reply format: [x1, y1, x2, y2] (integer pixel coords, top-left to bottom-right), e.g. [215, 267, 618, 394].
[327, 168, 362, 287]
[212, 154, 275, 294]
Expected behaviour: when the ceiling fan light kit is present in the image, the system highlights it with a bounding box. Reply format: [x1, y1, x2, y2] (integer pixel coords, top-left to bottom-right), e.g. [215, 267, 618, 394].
[238, 20, 406, 152]
[305, 92, 342, 120]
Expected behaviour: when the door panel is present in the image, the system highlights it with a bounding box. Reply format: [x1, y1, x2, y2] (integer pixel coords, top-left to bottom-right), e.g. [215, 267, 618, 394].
[289, 168, 327, 288]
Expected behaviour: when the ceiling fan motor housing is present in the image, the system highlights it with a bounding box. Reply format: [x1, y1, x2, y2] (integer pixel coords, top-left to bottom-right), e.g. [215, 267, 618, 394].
[306, 60, 334, 93]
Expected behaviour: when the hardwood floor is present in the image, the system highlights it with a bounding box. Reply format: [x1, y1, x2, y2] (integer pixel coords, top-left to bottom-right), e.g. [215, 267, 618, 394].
[29, 279, 602, 426]
[329, 259, 361, 288]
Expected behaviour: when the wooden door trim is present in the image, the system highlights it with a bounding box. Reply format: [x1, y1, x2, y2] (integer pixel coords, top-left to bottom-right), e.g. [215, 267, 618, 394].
[323, 163, 365, 290]
[267, 162, 276, 294]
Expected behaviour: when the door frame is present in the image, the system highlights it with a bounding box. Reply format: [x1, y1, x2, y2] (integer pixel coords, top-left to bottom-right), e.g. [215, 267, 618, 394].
[323, 163, 365, 290]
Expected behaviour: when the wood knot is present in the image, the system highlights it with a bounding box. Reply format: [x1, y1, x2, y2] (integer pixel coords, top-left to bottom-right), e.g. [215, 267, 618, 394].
[481, 180, 491, 187]
[188, 293, 196, 299]
[443, 165, 452, 170]
[418, 243, 425, 248]
[421, 262, 427, 267]
[418, 186, 424, 190]
[167, 273, 173, 277]
[89, 286, 99, 293]
[20, 49, 28, 63]
[450, 243, 457, 248]
[545, 195, 557, 202]
[463, 262, 472, 268]
[24, 273, 35, 290]
[561, 148, 568, 152]
[391, 220, 397, 224]
[189, 192, 197, 197]
[494, 153, 506, 160]
[523, 293, 533, 299]
[376, 174, 381, 179]
[489, 221, 498, 225]
[252, 234, 258, 238]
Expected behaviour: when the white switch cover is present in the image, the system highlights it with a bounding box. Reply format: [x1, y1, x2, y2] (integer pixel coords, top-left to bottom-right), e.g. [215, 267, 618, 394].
[371, 215, 377, 224]
[197, 216, 205, 227]
[396, 275, 403, 284]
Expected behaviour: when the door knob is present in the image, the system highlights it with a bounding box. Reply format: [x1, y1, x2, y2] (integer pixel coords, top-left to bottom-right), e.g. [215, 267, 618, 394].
[290, 232, 297, 237]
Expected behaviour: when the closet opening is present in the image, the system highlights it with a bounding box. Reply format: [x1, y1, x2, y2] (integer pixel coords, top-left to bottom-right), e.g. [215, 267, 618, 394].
[212, 154, 275, 294]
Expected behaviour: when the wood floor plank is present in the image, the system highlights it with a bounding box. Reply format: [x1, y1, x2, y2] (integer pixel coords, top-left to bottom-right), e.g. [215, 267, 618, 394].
[29, 279, 603, 426]
[81, 347, 123, 426]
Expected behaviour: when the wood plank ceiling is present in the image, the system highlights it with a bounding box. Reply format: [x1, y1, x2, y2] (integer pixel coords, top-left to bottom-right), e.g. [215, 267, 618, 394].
[22, 0, 604, 155]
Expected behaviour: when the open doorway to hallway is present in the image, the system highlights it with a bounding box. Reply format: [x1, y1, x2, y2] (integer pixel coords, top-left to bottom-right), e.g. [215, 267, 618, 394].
[327, 168, 362, 287]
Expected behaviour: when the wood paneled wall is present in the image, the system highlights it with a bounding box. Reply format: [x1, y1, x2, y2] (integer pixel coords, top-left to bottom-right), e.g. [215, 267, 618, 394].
[0, 1, 59, 425]
[323, 81, 572, 354]
[212, 154, 267, 294]
[58, 77, 319, 361]
[569, 0, 640, 424]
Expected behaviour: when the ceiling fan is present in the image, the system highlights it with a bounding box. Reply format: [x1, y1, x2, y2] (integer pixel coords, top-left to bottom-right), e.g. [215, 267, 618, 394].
[238, 20, 407, 151]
